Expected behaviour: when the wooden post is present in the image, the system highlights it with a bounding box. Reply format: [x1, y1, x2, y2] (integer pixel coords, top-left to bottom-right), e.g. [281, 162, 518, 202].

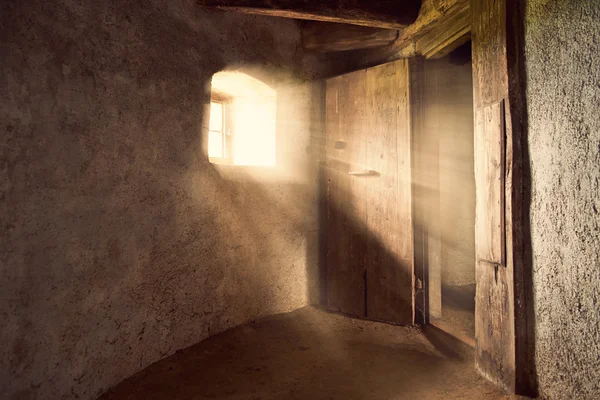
[471, 0, 535, 395]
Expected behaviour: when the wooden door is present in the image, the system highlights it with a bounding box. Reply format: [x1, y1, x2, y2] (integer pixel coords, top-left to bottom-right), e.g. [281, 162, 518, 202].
[325, 71, 368, 317]
[471, 0, 535, 394]
[325, 59, 414, 325]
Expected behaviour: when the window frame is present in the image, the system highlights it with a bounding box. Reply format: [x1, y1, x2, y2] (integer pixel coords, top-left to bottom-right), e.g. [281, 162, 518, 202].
[208, 92, 233, 164]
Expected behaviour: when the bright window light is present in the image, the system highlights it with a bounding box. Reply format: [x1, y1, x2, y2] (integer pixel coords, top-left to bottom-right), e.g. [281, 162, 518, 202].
[207, 71, 276, 166]
[208, 102, 224, 158]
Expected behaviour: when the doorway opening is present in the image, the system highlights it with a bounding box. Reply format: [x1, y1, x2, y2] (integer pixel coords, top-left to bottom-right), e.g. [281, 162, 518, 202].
[416, 42, 476, 345]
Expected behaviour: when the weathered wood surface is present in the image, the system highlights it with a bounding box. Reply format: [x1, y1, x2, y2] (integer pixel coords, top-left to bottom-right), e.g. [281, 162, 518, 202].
[365, 60, 413, 324]
[506, 0, 537, 395]
[325, 72, 368, 317]
[200, 0, 420, 29]
[302, 21, 398, 52]
[326, 0, 472, 74]
[393, 0, 471, 57]
[472, 0, 525, 394]
[475, 101, 506, 266]
[201, 0, 470, 62]
[409, 57, 430, 325]
[474, 98, 513, 392]
[415, 2, 470, 59]
[325, 59, 413, 325]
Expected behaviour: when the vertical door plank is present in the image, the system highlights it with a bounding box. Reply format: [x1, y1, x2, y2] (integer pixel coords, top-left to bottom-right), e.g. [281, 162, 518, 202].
[475, 100, 505, 265]
[410, 58, 443, 322]
[474, 99, 512, 391]
[471, 0, 533, 393]
[325, 77, 343, 311]
[325, 58, 414, 325]
[365, 60, 414, 324]
[326, 72, 368, 317]
[474, 100, 514, 391]
[409, 58, 426, 324]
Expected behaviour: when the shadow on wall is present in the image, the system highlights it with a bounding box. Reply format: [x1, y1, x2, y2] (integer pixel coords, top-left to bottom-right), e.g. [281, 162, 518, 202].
[312, 169, 468, 363]
[319, 154, 414, 322]
[194, 68, 321, 305]
[507, 0, 537, 395]
[0, 1, 326, 399]
[199, 67, 325, 304]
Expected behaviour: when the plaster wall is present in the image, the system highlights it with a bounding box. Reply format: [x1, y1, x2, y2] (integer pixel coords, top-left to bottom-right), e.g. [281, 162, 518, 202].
[525, 0, 600, 398]
[0, 1, 323, 398]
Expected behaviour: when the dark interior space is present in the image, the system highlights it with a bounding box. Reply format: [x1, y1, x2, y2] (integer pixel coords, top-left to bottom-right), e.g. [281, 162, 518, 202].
[2, 1, 599, 400]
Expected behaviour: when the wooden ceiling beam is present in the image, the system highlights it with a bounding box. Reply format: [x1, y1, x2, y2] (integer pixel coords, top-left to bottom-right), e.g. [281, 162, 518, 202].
[198, 0, 421, 30]
[392, 0, 471, 57]
[302, 22, 399, 53]
[415, 1, 471, 58]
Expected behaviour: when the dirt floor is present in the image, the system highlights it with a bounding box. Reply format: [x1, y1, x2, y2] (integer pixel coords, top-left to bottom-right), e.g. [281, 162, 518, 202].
[439, 283, 476, 343]
[100, 307, 515, 400]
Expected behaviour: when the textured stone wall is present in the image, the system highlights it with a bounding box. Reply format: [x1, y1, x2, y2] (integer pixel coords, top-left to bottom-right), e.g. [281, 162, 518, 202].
[525, 0, 600, 398]
[0, 0, 323, 398]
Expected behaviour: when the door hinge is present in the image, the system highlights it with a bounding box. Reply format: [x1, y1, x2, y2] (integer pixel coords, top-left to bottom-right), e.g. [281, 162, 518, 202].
[478, 258, 504, 268]
[415, 278, 423, 291]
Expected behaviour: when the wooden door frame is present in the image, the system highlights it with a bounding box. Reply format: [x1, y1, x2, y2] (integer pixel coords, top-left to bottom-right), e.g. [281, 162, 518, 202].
[471, 0, 536, 396]
[318, 1, 536, 391]
[411, 0, 534, 395]
[410, 0, 535, 395]
[409, 57, 428, 327]
[410, 54, 480, 347]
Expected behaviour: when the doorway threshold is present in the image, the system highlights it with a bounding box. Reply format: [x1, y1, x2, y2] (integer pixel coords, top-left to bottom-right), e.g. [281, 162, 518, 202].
[429, 316, 476, 348]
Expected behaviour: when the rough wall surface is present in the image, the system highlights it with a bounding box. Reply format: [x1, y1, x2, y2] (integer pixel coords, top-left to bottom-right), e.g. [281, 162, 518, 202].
[0, 1, 323, 398]
[525, 0, 600, 398]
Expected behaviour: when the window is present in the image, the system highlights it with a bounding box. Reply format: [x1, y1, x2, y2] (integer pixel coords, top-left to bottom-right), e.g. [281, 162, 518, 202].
[206, 71, 276, 166]
[208, 101, 225, 159]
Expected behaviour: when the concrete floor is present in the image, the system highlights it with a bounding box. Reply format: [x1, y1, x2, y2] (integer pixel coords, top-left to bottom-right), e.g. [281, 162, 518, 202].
[100, 307, 515, 400]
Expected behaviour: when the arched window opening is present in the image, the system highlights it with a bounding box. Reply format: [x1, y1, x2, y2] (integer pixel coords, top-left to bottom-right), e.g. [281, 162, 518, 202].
[207, 71, 276, 167]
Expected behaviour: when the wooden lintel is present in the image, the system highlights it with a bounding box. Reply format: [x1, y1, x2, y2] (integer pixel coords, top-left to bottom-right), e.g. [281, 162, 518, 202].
[198, 0, 420, 30]
[302, 21, 399, 53]
[415, 3, 471, 59]
[327, 0, 473, 74]
[392, 0, 471, 57]
[423, 29, 470, 59]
